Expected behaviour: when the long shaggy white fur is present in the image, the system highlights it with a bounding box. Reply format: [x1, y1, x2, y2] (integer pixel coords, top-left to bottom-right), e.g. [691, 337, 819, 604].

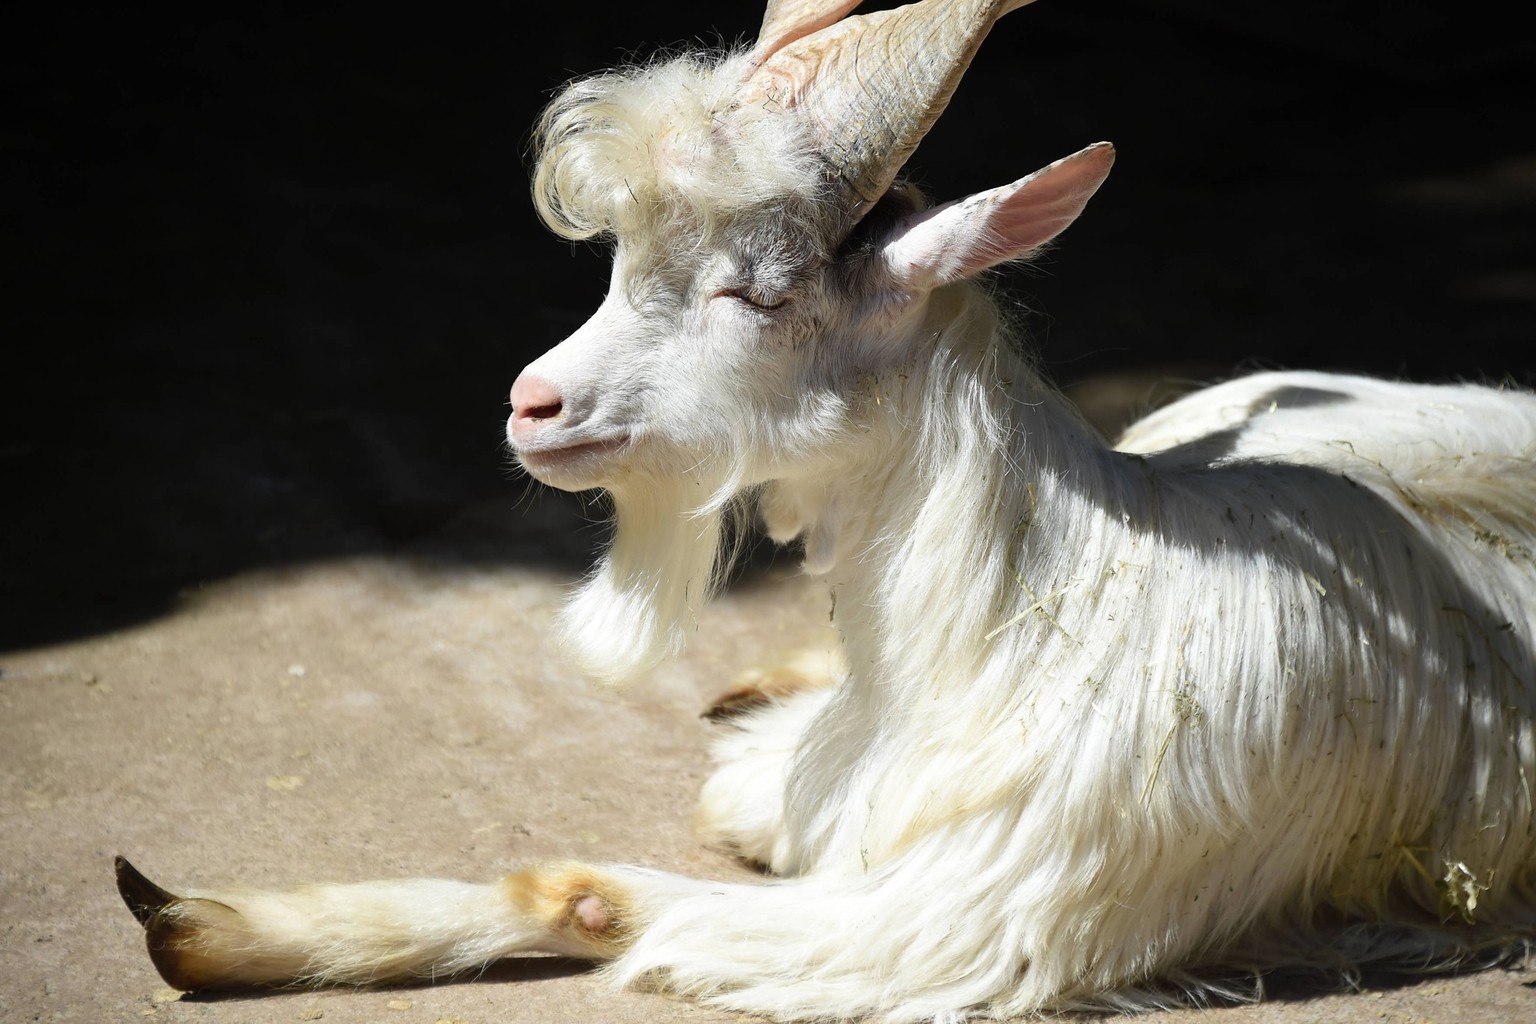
[532, 51, 831, 245]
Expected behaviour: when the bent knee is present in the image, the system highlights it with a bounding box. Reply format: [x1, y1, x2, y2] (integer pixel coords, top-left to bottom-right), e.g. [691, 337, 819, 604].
[504, 863, 633, 957]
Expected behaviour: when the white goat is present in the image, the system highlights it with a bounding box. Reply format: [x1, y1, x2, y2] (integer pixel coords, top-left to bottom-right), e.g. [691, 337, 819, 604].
[117, 0, 1536, 1019]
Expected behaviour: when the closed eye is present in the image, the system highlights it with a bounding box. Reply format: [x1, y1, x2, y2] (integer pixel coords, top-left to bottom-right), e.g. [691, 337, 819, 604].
[715, 287, 788, 312]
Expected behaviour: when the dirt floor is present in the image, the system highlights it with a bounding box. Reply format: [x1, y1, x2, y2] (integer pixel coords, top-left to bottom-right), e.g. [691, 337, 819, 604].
[4, 2, 1535, 1022]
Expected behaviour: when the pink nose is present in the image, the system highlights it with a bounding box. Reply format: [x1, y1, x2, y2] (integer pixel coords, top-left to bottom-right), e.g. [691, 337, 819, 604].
[510, 373, 564, 441]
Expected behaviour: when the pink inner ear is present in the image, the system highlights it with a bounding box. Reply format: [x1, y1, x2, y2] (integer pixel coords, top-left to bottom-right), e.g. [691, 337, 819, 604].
[887, 142, 1115, 290]
[960, 142, 1116, 279]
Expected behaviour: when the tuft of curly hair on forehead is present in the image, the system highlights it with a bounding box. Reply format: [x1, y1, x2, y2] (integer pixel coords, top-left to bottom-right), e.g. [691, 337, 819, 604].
[529, 49, 840, 248]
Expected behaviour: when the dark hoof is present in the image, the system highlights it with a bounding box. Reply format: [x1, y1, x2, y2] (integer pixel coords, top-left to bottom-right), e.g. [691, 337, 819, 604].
[703, 664, 827, 721]
[115, 855, 179, 927]
[114, 855, 237, 991]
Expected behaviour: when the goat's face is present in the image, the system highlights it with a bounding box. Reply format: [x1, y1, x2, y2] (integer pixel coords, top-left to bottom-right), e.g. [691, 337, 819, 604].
[508, 193, 918, 495]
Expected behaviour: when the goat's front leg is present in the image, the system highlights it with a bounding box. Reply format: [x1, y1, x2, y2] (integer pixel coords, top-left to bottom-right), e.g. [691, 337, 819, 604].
[694, 650, 842, 873]
[115, 855, 692, 991]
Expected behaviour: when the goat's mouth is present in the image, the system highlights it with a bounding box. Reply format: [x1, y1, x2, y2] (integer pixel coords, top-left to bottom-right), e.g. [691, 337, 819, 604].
[515, 434, 632, 485]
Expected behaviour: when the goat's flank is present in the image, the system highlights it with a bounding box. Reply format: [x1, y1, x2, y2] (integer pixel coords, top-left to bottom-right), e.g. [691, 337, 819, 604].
[115, 1, 1536, 1020]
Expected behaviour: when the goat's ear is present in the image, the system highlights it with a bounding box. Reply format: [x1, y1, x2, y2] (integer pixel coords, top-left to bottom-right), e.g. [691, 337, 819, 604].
[882, 142, 1114, 291]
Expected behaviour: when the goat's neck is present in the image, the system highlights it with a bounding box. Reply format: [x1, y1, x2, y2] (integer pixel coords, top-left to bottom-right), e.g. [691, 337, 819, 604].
[816, 298, 1131, 705]
[776, 297, 1143, 870]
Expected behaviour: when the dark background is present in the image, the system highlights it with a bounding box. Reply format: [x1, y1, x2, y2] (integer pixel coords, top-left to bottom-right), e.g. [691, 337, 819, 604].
[5, 1, 1534, 651]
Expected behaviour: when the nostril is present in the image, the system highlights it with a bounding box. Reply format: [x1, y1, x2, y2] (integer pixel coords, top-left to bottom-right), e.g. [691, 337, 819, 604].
[511, 373, 564, 423]
[519, 400, 563, 422]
